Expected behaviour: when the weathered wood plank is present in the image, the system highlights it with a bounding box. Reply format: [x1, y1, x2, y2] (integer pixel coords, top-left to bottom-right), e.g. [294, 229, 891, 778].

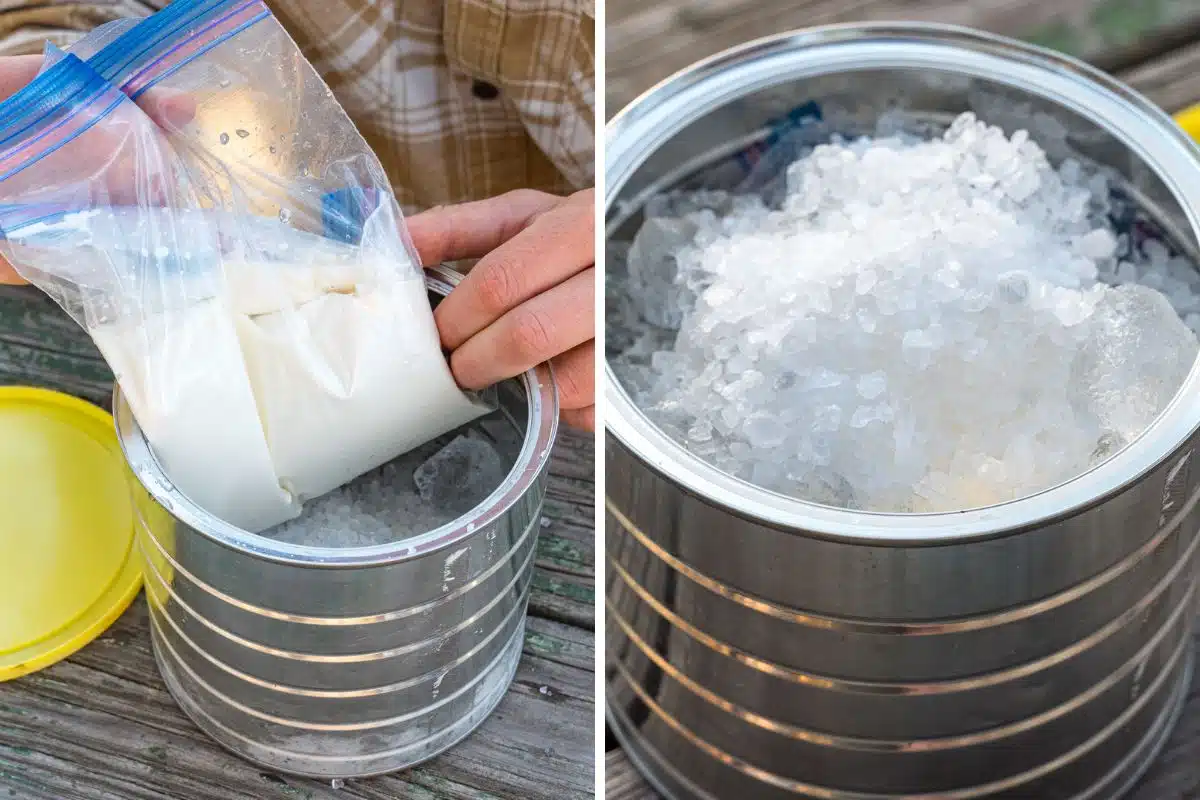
[540, 430, 598, 585]
[530, 427, 596, 630]
[1120, 38, 1200, 113]
[603, 628, 1200, 798]
[606, 0, 1200, 113]
[530, 570, 596, 629]
[0, 600, 595, 800]
[605, 750, 658, 800]
[0, 286, 112, 405]
[539, 429, 597, 614]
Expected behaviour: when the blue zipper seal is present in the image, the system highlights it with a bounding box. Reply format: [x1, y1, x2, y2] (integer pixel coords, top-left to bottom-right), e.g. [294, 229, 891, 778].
[90, 0, 267, 89]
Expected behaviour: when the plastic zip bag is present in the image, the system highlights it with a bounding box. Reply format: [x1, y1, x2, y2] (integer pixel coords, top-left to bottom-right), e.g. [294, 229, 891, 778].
[0, 54, 287, 526]
[0, 2, 492, 533]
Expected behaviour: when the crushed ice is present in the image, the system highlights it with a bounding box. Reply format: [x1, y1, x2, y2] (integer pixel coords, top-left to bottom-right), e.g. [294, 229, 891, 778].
[264, 420, 517, 547]
[611, 112, 1200, 513]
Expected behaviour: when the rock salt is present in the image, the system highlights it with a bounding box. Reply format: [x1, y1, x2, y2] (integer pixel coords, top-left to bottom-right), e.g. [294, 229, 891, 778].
[612, 112, 1199, 512]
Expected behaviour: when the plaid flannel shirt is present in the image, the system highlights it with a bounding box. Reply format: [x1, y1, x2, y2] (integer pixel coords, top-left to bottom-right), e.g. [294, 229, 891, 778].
[0, 0, 595, 211]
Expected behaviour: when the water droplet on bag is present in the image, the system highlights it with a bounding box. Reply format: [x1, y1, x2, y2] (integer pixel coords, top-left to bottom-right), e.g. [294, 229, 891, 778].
[279, 208, 292, 224]
[235, 129, 250, 139]
[268, 145, 277, 154]
[219, 78, 231, 88]
[219, 132, 230, 145]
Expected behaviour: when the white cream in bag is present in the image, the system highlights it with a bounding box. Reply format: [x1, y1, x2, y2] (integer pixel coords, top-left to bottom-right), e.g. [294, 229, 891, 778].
[0, 31, 491, 531]
[83, 225, 489, 532]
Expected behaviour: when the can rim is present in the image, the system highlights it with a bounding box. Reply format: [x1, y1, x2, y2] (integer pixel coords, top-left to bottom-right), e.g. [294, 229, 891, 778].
[116, 264, 560, 566]
[604, 21, 1200, 542]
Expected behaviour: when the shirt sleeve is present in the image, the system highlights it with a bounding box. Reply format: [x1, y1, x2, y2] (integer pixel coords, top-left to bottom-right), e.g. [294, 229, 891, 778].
[0, 1, 161, 58]
[444, 0, 596, 191]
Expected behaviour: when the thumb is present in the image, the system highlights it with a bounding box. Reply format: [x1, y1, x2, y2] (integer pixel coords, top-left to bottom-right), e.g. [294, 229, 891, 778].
[138, 87, 198, 130]
[0, 55, 44, 101]
[0, 254, 25, 285]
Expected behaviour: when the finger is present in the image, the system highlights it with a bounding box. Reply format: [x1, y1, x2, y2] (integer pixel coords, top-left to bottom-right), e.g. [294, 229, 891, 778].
[435, 195, 594, 350]
[139, 88, 198, 129]
[0, 56, 43, 100]
[0, 255, 24, 285]
[0, 58, 191, 128]
[561, 405, 594, 432]
[450, 267, 594, 390]
[0, 82, 177, 208]
[549, 340, 594, 411]
[406, 189, 563, 266]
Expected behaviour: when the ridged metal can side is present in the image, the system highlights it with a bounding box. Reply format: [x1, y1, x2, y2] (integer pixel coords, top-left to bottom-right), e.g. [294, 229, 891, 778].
[604, 23, 1200, 800]
[117, 266, 559, 779]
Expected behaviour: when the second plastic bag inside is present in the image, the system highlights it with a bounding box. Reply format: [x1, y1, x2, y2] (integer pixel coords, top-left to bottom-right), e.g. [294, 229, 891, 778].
[0, 5, 491, 533]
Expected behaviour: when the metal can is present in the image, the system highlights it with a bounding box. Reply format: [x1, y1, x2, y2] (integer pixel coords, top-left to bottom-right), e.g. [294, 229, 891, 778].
[119, 265, 559, 779]
[605, 23, 1200, 799]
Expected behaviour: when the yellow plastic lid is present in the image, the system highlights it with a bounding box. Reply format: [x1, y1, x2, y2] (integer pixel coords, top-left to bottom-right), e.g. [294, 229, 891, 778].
[0, 387, 142, 681]
[1176, 104, 1200, 142]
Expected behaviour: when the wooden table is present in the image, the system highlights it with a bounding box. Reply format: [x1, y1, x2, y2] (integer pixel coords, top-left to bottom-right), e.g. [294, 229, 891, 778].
[0, 285, 596, 800]
[605, 1, 1200, 797]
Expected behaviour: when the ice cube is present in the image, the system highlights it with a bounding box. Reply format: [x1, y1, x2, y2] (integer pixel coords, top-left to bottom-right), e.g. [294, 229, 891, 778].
[1074, 285, 1196, 438]
[626, 216, 698, 329]
[413, 434, 508, 514]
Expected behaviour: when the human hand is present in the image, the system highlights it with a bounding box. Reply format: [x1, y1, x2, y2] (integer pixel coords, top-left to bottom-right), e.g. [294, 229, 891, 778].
[0, 55, 195, 285]
[0, 56, 44, 285]
[406, 189, 596, 431]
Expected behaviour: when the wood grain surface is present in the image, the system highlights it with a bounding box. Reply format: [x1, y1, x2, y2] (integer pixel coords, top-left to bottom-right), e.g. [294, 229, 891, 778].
[607, 0, 1200, 113]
